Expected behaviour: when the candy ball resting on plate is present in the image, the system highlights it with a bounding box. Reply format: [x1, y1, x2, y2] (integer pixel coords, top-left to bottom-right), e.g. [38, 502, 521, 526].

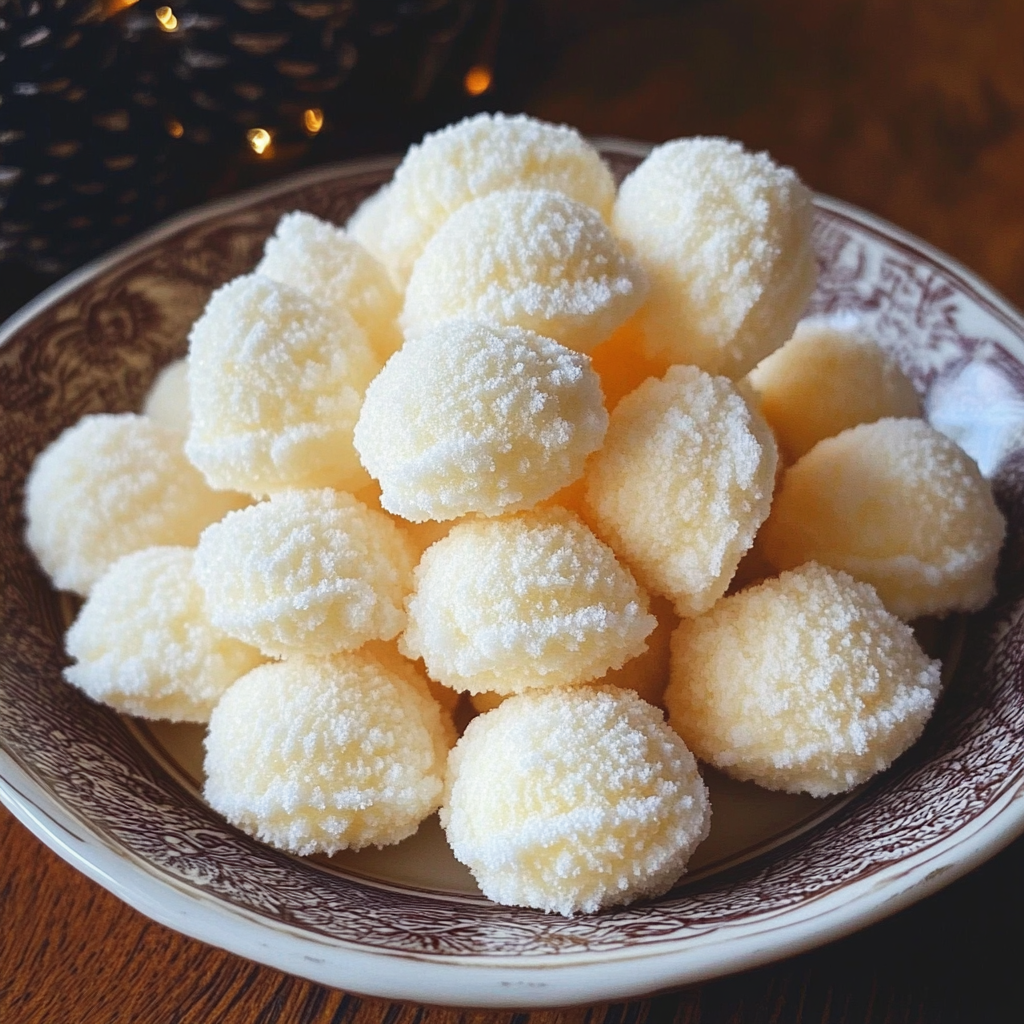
[613, 136, 816, 378]
[585, 365, 778, 617]
[194, 488, 416, 658]
[442, 686, 711, 916]
[142, 358, 190, 434]
[64, 547, 265, 722]
[401, 508, 656, 695]
[354, 320, 608, 521]
[204, 652, 450, 855]
[759, 418, 1006, 619]
[25, 413, 246, 595]
[186, 274, 379, 496]
[401, 189, 646, 353]
[747, 320, 922, 463]
[665, 563, 942, 797]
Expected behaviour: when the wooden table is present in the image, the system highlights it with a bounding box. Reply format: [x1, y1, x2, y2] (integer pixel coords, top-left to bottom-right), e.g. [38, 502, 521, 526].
[4, 1, 1024, 1020]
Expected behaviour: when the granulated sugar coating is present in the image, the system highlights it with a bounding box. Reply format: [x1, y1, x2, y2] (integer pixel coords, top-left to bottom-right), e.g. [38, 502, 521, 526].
[354, 320, 608, 521]
[256, 211, 402, 361]
[748, 321, 922, 463]
[25, 413, 246, 596]
[442, 686, 710, 916]
[585, 366, 778, 617]
[401, 189, 646, 353]
[142, 358, 190, 434]
[348, 112, 616, 287]
[64, 547, 265, 722]
[186, 274, 379, 496]
[401, 509, 655, 695]
[760, 418, 1005, 619]
[194, 488, 416, 657]
[665, 563, 942, 797]
[614, 137, 816, 378]
[204, 652, 450, 855]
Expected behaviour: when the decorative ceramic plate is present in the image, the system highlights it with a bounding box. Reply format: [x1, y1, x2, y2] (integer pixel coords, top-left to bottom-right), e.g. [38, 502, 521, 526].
[3, 140, 1024, 1010]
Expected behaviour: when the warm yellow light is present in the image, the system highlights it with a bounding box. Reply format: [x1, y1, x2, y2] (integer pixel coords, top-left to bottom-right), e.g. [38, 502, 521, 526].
[155, 6, 178, 31]
[463, 65, 493, 97]
[105, 0, 140, 14]
[303, 108, 324, 135]
[166, 118, 184, 139]
[247, 127, 272, 156]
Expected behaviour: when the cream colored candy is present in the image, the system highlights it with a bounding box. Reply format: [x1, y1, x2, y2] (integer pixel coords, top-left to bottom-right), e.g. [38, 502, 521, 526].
[759, 418, 1005, 619]
[346, 183, 396, 276]
[64, 547, 265, 722]
[442, 685, 710, 916]
[748, 321, 922, 463]
[585, 365, 778, 617]
[256, 211, 402, 360]
[25, 413, 246, 595]
[353, 112, 616, 287]
[194, 488, 416, 657]
[143, 359, 190, 433]
[401, 189, 646, 353]
[186, 274, 379, 496]
[401, 509, 655, 695]
[204, 652, 450, 854]
[665, 563, 942, 797]
[354, 321, 608, 521]
[613, 136, 816, 378]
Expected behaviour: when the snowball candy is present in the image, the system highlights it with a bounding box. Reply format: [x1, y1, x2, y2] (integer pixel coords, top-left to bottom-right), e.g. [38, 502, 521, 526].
[665, 563, 942, 797]
[442, 686, 710, 916]
[65, 547, 264, 722]
[760, 418, 1005, 619]
[186, 274, 379, 496]
[143, 358, 190, 433]
[354, 320, 608, 521]
[25, 413, 246, 595]
[402, 189, 646, 354]
[204, 652, 450, 855]
[402, 509, 655, 695]
[195, 488, 416, 657]
[748, 320, 921, 463]
[614, 136, 816, 378]
[585, 365, 778, 617]
[256, 211, 402, 360]
[354, 112, 616, 287]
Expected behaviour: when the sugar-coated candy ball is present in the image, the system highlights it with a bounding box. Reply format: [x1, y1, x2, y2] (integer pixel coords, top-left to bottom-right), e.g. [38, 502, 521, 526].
[585, 365, 778, 617]
[354, 112, 616, 287]
[665, 563, 942, 797]
[442, 685, 710, 916]
[142, 359, 190, 433]
[613, 137, 816, 378]
[25, 413, 246, 595]
[186, 274, 379, 496]
[401, 509, 655, 695]
[256, 211, 402, 360]
[748, 321, 921, 463]
[195, 488, 416, 657]
[354, 320, 608, 521]
[204, 651, 450, 854]
[759, 418, 1005, 619]
[401, 189, 646, 354]
[64, 547, 265, 722]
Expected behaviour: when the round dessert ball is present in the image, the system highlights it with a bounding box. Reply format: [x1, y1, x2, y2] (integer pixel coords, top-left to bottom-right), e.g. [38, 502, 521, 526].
[759, 418, 1006, 619]
[584, 365, 778, 617]
[204, 651, 450, 855]
[194, 488, 417, 658]
[256, 211, 402, 361]
[355, 112, 616, 287]
[186, 274, 380, 497]
[25, 413, 246, 596]
[64, 547, 265, 722]
[747, 320, 922, 463]
[353, 320, 608, 521]
[401, 508, 655, 695]
[401, 189, 646, 354]
[665, 563, 942, 797]
[442, 685, 711, 916]
[613, 136, 816, 379]
[142, 359, 190, 434]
